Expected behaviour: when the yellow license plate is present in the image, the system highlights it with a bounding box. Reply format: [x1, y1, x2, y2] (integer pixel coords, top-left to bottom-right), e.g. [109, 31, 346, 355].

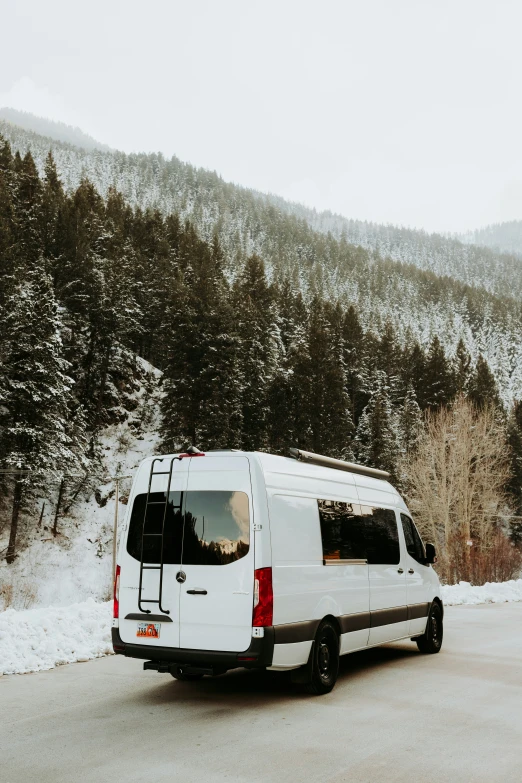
[136, 622, 161, 639]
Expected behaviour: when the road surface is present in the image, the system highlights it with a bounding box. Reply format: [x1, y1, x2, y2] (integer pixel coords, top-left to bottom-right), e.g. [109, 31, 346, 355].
[1, 603, 521, 783]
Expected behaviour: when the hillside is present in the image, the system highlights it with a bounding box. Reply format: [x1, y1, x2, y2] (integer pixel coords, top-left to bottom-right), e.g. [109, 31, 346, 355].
[1, 117, 521, 408]
[0, 108, 111, 152]
[463, 220, 522, 257]
[276, 201, 522, 300]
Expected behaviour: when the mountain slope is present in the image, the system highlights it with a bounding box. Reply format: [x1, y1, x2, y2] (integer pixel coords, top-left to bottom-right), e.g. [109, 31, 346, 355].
[273, 201, 522, 300]
[0, 108, 111, 152]
[463, 220, 522, 257]
[1, 118, 522, 405]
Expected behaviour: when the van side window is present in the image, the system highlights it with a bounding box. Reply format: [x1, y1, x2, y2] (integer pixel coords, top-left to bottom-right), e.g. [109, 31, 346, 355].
[318, 500, 366, 560]
[400, 514, 426, 564]
[317, 501, 400, 564]
[359, 505, 400, 565]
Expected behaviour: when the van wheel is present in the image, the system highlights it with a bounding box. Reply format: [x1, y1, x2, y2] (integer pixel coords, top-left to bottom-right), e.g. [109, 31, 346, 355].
[303, 621, 340, 695]
[171, 667, 204, 681]
[416, 603, 443, 654]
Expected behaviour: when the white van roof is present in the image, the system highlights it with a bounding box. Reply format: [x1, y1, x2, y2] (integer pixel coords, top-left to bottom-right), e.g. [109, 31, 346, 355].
[137, 450, 408, 513]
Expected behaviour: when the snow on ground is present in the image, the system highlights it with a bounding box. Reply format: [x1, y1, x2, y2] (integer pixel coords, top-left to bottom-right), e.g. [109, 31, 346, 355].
[2, 578, 522, 676]
[0, 357, 162, 611]
[0, 599, 112, 675]
[441, 579, 522, 605]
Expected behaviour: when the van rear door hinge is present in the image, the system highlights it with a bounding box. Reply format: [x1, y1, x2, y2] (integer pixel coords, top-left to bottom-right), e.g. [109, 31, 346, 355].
[254, 524, 263, 531]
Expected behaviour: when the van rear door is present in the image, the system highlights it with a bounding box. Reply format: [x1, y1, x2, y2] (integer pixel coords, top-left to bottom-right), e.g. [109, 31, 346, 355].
[178, 455, 254, 653]
[118, 457, 189, 648]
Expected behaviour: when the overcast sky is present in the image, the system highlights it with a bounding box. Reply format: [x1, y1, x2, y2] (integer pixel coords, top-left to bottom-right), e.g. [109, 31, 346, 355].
[1, 0, 521, 233]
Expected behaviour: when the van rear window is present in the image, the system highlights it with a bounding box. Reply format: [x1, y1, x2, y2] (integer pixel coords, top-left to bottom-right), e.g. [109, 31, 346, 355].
[318, 500, 399, 565]
[126, 491, 250, 565]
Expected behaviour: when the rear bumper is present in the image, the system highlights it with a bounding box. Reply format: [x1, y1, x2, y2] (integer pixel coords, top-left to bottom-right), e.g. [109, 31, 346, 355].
[112, 627, 275, 670]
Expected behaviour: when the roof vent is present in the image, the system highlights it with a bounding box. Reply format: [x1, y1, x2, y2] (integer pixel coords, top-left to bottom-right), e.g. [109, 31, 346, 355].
[289, 448, 390, 481]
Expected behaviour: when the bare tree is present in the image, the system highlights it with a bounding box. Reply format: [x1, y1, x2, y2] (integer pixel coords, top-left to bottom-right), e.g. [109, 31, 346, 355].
[403, 396, 521, 583]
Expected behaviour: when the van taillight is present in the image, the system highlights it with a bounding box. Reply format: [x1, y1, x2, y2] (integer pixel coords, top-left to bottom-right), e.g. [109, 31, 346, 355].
[113, 565, 121, 619]
[253, 567, 273, 626]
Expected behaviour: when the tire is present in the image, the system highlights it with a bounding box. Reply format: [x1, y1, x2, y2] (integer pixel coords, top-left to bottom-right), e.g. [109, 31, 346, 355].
[303, 621, 340, 695]
[416, 603, 443, 654]
[170, 667, 204, 681]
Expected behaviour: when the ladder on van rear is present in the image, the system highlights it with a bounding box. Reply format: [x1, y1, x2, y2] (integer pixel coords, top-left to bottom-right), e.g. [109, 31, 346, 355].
[138, 457, 180, 615]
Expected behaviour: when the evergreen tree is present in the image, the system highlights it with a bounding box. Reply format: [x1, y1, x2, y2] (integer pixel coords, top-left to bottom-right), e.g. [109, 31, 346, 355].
[307, 300, 354, 458]
[454, 337, 472, 394]
[403, 339, 427, 408]
[342, 305, 367, 424]
[161, 235, 242, 450]
[0, 264, 88, 561]
[468, 355, 500, 409]
[354, 372, 399, 479]
[235, 255, 280, 451]
[424, 335, 456, 409]
[398, 384, 423, 455]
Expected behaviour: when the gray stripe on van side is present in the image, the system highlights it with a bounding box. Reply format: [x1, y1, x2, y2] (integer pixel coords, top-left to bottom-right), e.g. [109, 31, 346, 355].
[273, 602, 430, 644]
[339, 611, 371, 633]
[370, 606, 409, 627]
[274, 620, 321, 644]
[407, 603, 430, 621]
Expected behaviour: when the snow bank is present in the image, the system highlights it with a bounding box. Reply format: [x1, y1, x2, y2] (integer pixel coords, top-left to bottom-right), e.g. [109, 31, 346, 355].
[441, 579, 522, 606]
[3, 578, 522, 676]
[0, 599, 112, 675]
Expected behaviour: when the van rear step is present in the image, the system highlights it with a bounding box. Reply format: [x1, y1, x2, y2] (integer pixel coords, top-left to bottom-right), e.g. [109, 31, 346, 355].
[144, 660, 220, 677]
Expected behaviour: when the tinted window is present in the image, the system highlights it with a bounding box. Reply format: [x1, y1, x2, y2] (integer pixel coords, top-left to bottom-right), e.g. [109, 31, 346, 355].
[359, 505, 400, 565]
[401, 514, 425, 564]
[318, 501, 399, 564]
[126, 490, 250, 565]
[318, 499, 366, 560]
[182, 491, 250, 565]
[127, 491, 183, 563]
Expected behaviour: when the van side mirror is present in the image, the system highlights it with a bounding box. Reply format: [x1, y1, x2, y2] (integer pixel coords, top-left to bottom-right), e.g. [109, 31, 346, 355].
[425, 543, 436, 564]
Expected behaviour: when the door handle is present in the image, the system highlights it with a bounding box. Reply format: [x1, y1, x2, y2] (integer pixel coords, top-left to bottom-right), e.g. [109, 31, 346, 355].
[408, 568, 415, 574]
[186, 589, 208, 595]
[397, 568, 404, 574]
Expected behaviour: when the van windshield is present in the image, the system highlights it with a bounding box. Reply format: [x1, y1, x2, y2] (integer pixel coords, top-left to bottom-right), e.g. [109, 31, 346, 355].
[126, 490, 250, 565]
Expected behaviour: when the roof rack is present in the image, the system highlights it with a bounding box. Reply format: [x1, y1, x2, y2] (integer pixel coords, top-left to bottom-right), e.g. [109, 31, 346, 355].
[289, 448, 390, 481]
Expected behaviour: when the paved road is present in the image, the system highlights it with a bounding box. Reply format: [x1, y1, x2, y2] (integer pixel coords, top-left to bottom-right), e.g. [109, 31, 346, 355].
[1, 603, 521, 783]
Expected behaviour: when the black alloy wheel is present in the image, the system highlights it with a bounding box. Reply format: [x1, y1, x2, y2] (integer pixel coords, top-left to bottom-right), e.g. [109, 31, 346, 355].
[304, 621, 340, 695]
[416, 603, 443, 654]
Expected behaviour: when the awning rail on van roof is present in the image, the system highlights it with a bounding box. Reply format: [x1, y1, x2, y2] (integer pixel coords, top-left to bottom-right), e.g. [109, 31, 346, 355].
[289, 448, 390, 481]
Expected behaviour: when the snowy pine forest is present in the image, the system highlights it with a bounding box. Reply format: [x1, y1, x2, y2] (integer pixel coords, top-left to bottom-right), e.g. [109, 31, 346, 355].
[1, 115, 522, 606]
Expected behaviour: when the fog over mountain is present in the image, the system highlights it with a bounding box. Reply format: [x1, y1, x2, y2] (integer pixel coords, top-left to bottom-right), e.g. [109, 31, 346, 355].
[0, 108, 111, 152]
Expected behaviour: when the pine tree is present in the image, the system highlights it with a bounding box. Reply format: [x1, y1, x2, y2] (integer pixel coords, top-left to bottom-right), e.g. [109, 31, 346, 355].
[468, 355, 500, 409]
[398, 384, 423, 455]
[342, 305, 367, 424]
[0, 263, 88, 561]
[40, 151, 65, 264]
[13, 151, 43, 269]
[454, 338, 472, 395]
[354, 372, 399, 478]
[403, 339, 427, 408]
[307, 299, 354, 458]
[161, 234, 242, 450]
[424, 335, 456, 409]
[235, 255, 280, 451]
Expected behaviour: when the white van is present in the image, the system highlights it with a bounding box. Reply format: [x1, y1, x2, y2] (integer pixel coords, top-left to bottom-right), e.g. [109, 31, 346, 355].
[113, 448, 443, 694]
